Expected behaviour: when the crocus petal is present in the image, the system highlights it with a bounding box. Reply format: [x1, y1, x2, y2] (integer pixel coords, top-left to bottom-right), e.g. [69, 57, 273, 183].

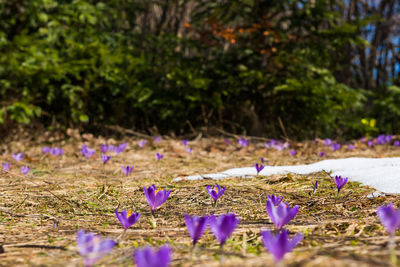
[144, 186, 156, 209]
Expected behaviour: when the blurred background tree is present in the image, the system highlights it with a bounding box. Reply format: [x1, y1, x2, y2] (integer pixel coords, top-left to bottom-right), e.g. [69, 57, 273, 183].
[0, 0, 398, 139]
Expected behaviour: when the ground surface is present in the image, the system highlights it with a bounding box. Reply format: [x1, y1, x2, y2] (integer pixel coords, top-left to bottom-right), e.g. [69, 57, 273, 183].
[1, 132, 400, 266]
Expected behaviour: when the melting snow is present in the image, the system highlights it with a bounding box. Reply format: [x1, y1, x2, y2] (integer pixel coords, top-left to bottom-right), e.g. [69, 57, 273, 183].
[173, 157, 400, 194]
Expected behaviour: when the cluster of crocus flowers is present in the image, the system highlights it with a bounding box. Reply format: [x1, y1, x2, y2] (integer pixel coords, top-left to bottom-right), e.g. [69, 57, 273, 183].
[134, 245, 172, 267]
[81, 144, 96, 158]
[144, 184, 171, 215]
[12, 153, 24, 161]
[265, 139, 289, 151]
[331, 143, 341, 151]
[76, 230, 117, 267]
[121, 165, 134, 176]
[42, 146, 64, 156]
[115, 143, 128, 154]
[206, 184, 225, 206]
[264, 195, 302, 264]
[101, 143, 128, 154]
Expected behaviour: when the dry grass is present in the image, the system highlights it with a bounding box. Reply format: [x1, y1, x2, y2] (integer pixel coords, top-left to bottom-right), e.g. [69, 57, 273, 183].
[1, 133, 400, 266]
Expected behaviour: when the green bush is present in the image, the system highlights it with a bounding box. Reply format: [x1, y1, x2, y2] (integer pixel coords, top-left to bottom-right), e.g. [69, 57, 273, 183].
[0, 0, 395, 138]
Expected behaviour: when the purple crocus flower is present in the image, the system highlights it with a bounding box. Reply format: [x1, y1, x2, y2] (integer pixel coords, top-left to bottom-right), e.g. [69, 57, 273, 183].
[334, 175, 348, 195]
[238, 137, 249, 147]
[134, 245, 172, 267]
[206, 185, 225, 204]
[185, 214, 209, 246]
[100, 144, 109, 154]
[347, 144, 355, 150]
[138, 140, 147, 148]
[377, 204, 400, 235]
[12, 153, 24, 161]
[21, 166, 30, 175]
[324, 138, 332, 146]
[185, 147, 192, 154]
[115, 143, 128, 154]
[375, 135, 385, 145]
[224, 138, 230, 145]
[181, 139, 188, 146]
[101, 154, 111, 165]
[289, 149, 297, 156]
[144, 184, 171, 215]
[115, 209, 140, 230]
[394, 141, 399, 147]
[156, 153, 164, 161]
[331, 143, 341, 151]
[42, 146, 51, 154]
[267, 195, 283, 206]
[154, 136, 162, 143]
[266, 199, 299, 229]
[209, 213, 240, 246]
[81, 144, 96, 158]
[367, 140, 374, 147]
[260, 157, 265, 163]
[76, 230, 117, 267]
[2, 162, 11, 172]
[313, 180, 319, 193]
[261, 229, 302, 263]
[318, 151, 325, 157]
[254, 163, 264, 175]
[109, 144, 116, 152]
[50, 147, 64, 156]
[121, 165, 134, 176]
[275, 144, 285, 151]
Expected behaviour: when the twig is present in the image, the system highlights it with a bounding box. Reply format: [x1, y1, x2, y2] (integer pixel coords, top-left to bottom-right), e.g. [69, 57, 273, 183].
[3, 244, 66, 251]
[0, 207, 59, 224]
[278, 116, 289, 142]
[214, 128, 270, 142]
[104, 125, 152, 138]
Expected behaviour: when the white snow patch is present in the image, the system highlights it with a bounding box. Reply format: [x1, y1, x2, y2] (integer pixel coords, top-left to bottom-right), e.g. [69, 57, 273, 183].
[173, 157, 400, 194]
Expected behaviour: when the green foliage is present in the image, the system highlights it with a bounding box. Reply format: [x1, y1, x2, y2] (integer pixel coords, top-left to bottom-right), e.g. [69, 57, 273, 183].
[0, 0, 395, 138]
